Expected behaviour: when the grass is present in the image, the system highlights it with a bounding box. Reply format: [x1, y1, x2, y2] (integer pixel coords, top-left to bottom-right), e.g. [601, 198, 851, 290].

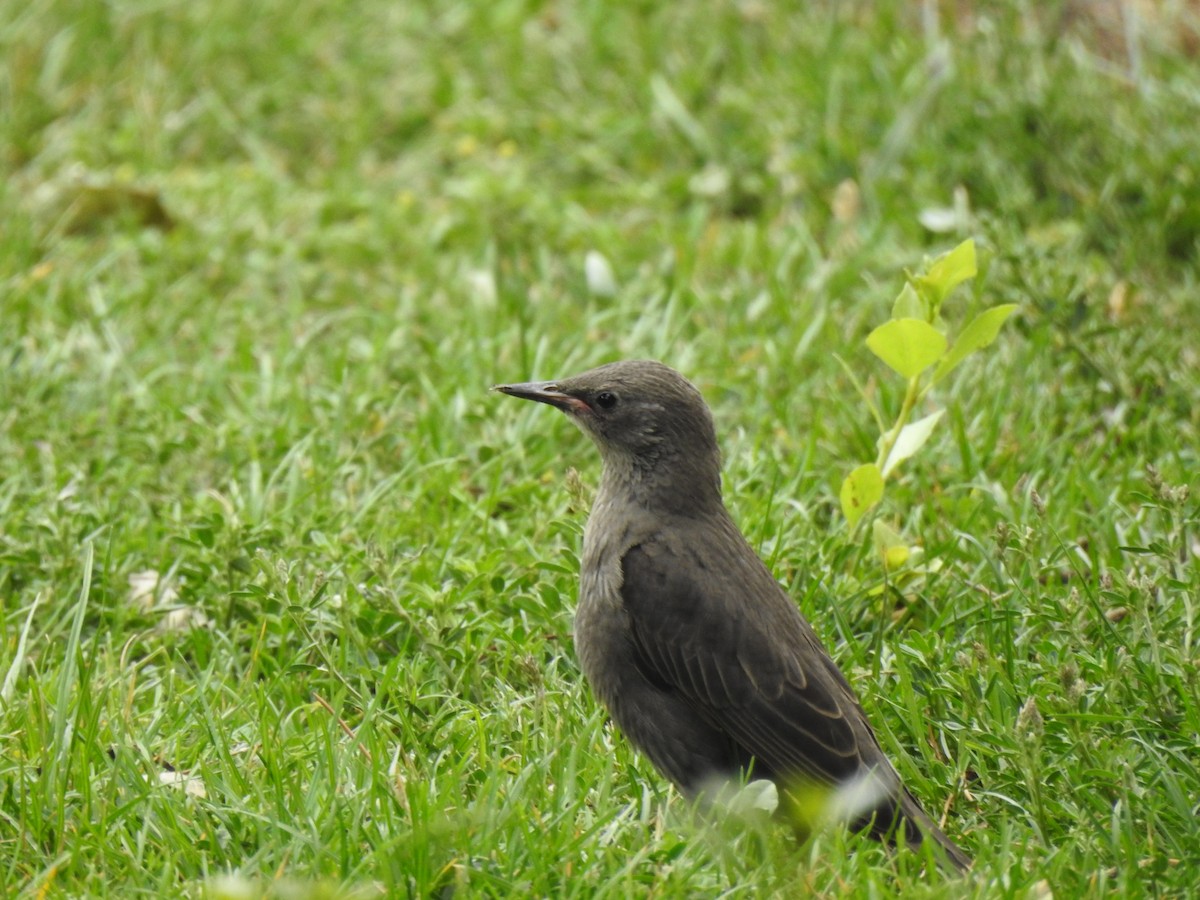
[2, 0, 1199, 896]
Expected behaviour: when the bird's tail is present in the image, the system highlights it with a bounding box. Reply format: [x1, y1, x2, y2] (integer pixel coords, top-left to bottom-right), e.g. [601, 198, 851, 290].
[783, 771, 972, 874]
[897, 789, 972, 874]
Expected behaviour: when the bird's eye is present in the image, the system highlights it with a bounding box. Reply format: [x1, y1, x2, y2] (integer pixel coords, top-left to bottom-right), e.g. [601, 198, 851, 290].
[594, 391, 618, 410]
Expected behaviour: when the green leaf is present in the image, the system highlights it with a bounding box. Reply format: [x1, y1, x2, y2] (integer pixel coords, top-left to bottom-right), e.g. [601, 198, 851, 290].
[880, 409, 944, 477]
[650, 74, 712, 157]
[841, 463, 884, 527]
[872, 520, 910, 570]
[918, 239, 977, 305]
[891, 282, 923, 320]
[932, 303, 1019, 384]
[866, 318, 948, 378]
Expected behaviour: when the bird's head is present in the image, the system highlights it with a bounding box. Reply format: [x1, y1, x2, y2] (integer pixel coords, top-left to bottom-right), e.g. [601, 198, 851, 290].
[494, 359, 723, 511]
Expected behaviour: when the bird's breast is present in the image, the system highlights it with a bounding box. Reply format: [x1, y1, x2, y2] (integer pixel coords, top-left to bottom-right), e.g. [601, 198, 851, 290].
[574, 501, 642, 704]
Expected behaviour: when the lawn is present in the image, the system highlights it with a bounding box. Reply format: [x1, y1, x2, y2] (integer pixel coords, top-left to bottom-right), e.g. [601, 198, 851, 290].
[2, 1, 1198, 897]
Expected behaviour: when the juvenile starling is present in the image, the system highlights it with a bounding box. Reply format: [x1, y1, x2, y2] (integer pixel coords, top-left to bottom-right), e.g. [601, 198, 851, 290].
[495, 359, 971, 871]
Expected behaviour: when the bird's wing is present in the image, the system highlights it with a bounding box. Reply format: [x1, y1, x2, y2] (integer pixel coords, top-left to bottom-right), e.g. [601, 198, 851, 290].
[619, 530, 875, 787]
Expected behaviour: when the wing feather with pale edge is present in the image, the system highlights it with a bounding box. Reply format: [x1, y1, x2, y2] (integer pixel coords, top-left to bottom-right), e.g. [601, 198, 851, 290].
[620, 532, 876, 787]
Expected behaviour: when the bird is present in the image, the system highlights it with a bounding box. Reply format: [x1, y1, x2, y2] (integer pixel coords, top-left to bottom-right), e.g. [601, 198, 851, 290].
[494, 359, 971, 872]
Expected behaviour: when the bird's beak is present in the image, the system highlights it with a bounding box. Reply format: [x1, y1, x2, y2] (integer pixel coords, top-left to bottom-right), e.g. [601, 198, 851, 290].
[492, 380, 590, 414]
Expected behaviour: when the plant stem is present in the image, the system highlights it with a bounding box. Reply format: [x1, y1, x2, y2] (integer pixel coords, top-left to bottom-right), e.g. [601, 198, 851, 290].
[875, 373, 923, 476]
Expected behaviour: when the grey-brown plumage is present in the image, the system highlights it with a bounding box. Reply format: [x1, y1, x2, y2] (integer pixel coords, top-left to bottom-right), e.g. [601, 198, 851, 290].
[495, 359, 971, 872]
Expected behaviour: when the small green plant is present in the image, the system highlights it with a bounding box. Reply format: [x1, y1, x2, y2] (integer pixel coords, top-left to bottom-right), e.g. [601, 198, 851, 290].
[840, 240, 1017, 560]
